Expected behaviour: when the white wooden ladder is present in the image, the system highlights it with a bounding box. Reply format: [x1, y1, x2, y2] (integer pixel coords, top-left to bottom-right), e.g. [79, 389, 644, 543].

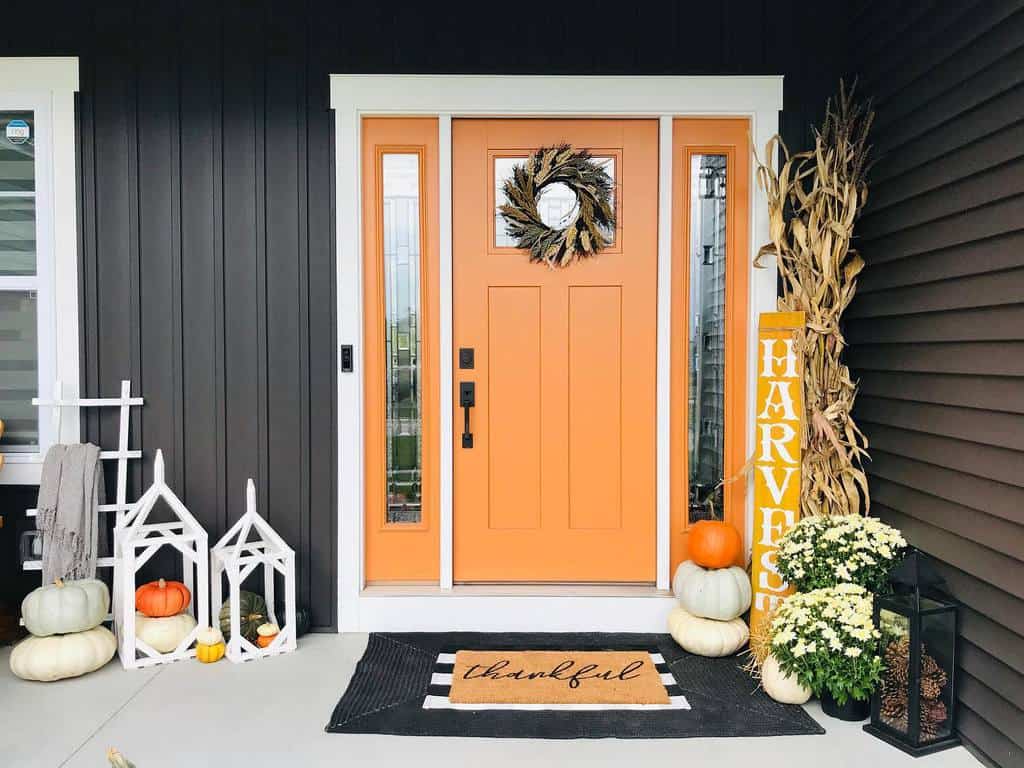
[23, 379, 144, 585]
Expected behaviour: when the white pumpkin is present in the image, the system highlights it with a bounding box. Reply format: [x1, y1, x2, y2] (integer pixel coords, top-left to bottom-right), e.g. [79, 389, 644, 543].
[672, 560, 751, 621]
[21, 578, 110, 637]
[668, 606, 749, 657]
[761, 654, 811, 704]
[134, 611, 197, 653]
[9, 626, 116, 681]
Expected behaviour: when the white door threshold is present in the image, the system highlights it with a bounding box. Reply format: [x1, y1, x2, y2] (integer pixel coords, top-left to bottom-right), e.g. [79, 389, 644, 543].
[348, 585, 678, 632]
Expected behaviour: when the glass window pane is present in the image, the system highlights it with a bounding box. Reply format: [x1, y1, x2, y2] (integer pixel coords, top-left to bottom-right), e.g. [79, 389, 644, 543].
[0, 111, 37, 276]
[383, 153, 422, 524]
[495, 155, 615, 248]
[919, 611, 956, 743]
[688, 154, 727, 523]
[878, 609, 911, 738]
[0, 290, 38, 452]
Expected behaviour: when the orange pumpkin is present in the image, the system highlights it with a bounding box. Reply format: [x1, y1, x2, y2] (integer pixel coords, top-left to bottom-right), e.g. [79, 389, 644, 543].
[689, 521, 742, 569]
[135, 578, 191, 618]
[256, 622, 279, 648]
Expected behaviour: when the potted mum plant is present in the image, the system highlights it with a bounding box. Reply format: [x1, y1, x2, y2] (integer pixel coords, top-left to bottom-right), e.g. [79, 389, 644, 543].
[769, 584, 883, 720]
[776, 515, 907, 594]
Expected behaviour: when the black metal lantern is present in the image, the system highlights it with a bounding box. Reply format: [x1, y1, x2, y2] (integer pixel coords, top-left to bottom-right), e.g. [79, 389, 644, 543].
[864, 550, 961, 756]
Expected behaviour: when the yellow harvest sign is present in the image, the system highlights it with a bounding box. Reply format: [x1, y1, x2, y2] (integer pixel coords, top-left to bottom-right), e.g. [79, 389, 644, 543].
[750, 311, 805, 635]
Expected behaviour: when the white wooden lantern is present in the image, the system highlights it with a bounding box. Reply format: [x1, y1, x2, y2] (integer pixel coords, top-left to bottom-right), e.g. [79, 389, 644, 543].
[211, 478, 297, 662]
[114, 449, 209, 669]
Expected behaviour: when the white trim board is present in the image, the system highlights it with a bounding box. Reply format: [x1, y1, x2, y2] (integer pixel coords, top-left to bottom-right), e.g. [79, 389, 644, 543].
[331, 74, 782, 632]
[355, 593, 680, 633]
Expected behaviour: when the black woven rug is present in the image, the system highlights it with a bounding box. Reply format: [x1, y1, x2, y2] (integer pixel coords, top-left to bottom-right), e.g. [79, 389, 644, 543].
[326, 632, 825, 739]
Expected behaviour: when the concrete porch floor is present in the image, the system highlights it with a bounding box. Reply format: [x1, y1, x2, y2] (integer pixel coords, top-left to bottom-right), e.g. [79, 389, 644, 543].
[2, 634, 982, 768]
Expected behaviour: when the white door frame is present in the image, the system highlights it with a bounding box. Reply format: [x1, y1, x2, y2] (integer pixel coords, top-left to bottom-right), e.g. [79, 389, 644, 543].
[330, 75, 782, 632]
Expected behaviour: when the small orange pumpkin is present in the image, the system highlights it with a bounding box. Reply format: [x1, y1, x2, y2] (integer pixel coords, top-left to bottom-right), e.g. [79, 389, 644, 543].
[135, 578, 191, 618]
[255, 622, 279, 648]
[689, 520, 741, 569]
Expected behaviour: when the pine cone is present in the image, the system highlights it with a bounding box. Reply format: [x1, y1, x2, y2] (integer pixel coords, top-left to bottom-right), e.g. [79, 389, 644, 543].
[921, 676, 942, 700]
[880, 692, 905, 721]
[884, 638, 911, 686]
[920, 700, 949, 740]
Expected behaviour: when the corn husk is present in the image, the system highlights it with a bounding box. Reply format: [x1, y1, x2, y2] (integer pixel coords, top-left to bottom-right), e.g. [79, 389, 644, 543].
[754, 81, 874, 517]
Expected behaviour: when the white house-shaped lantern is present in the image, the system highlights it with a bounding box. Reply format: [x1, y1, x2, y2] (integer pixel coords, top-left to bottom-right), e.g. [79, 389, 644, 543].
[115, 449, 209, 669]
[211, 479, 296, 662]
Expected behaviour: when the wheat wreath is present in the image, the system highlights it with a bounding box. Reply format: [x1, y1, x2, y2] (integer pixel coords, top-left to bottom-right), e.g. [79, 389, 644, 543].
[498, 144, 615, 268]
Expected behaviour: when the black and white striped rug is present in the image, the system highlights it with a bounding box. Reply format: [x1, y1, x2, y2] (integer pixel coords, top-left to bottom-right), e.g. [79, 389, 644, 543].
[326, 633, 825, 739]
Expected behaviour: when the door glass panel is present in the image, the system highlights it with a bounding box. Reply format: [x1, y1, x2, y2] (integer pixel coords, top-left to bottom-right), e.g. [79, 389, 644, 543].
[688, 154, 727, 523]
[382, 153, 422, 524]
[0, 290, 38, 452]
[494, 155, 615, 248]
[0, 111, 37, 276]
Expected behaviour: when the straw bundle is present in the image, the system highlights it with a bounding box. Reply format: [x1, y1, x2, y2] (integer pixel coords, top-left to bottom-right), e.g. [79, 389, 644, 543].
[742, 605, 777, 679]
[754, 81, 874, 517]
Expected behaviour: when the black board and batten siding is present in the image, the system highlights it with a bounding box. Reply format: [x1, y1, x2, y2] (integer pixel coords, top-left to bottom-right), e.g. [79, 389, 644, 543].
[0, 0, 847, 632]
[847, 2, 1024, 766]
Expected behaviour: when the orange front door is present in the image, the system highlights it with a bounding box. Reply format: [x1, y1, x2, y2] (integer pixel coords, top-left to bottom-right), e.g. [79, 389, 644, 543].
[452, 119, 659, 582]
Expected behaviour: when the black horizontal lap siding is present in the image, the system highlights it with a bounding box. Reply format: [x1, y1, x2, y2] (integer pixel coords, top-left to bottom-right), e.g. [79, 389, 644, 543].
[849, 2, 1024, 766]
[0, 0, 850, 631]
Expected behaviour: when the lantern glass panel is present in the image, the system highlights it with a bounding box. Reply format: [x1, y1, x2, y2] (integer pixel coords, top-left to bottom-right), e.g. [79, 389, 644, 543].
[919, 610, 956, 743]
[878, 607, 911, 737]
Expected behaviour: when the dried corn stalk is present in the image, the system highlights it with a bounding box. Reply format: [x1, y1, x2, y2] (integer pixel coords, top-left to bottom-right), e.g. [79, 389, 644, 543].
[754, 81, 874, 517]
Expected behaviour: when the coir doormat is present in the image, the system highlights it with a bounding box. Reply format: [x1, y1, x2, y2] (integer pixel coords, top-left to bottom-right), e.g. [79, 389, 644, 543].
[326, 633, 825, 739]
[448, 650, 676, 706]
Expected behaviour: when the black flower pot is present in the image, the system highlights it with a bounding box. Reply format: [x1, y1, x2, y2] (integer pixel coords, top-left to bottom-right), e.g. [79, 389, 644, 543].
[820, 689, 870, 721]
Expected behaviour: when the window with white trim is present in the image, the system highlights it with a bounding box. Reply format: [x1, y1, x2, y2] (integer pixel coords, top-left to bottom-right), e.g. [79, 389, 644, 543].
[0, 59, 81, 484]
[0, 105, 52, 456]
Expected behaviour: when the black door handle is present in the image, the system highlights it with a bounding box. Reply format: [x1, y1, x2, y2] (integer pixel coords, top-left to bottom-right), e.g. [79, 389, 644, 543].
[460, 382, 475, 448]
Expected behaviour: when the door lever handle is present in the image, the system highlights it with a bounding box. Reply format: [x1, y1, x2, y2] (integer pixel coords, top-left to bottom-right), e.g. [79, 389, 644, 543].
[459, 382, 475, 448]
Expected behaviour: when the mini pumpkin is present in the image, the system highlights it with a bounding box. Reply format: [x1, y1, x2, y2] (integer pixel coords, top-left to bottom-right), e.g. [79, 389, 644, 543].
[672, 560, 752, 621]
[21, 578, 109, 637]
[134, 611, 197, 653]
[256, 622, 279, 648]
[667, 606, 749, 657]
[761, 653, 811, 704]
[219, 590, 268, 643]
[135, 578, 191, 618]
[195, 626, 225, 663]
[10, 626, 117, 681]
[689, 520, 742, 569]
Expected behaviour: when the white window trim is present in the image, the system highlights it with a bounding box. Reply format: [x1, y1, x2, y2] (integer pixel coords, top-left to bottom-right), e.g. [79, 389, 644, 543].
[0, 58, 80, 485]
[330, 74, 782, 631]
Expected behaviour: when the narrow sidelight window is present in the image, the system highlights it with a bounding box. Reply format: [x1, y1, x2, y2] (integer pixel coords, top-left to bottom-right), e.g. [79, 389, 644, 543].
[381, 153, 423, 524]
[687, 154, 727, 523]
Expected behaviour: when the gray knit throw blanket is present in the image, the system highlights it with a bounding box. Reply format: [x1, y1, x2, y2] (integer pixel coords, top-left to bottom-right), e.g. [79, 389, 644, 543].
[36, 443, 106, 582]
